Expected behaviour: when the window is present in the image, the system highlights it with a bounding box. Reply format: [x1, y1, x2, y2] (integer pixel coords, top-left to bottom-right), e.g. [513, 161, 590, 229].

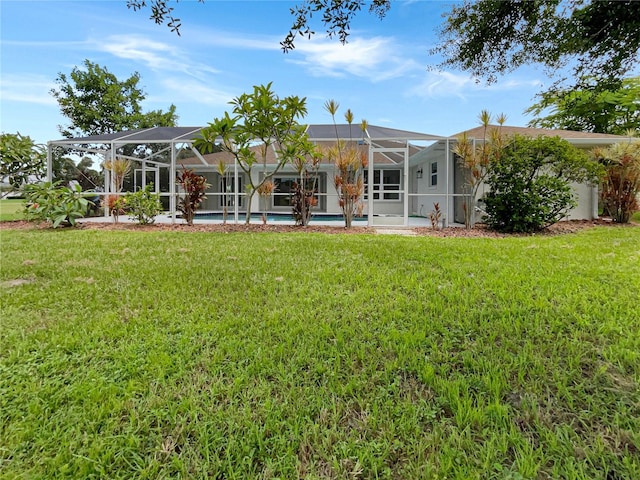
[430, 161, 438, 188]
[364, 169, 401, 201]
[272, 175, 324, 210]
[219, 175, 243, 208]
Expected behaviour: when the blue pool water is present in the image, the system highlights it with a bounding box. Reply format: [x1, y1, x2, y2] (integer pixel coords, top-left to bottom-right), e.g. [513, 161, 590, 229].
[194, 212, 367, 222]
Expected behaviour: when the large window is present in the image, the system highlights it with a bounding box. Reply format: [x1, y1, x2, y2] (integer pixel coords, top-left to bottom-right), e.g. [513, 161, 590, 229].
[272, 174, 325, 211]
[364, 169, 401, 200]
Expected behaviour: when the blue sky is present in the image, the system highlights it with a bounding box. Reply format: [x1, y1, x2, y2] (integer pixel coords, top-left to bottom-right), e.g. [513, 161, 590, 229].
[1, 0, 551, 146]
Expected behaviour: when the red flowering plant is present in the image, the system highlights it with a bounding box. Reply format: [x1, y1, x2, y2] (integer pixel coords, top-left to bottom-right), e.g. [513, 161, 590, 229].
[176, 166, 209, 226]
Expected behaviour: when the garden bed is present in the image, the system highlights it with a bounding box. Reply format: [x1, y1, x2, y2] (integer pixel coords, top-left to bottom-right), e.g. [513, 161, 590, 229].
[1, 217, 636, 237]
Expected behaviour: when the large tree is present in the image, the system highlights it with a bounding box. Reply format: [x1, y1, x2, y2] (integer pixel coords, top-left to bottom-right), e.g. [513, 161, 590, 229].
[51, 59, 178, 138]
[433, 0, 640, 90]
[0, 133, 45, 197]
[194, 83, 315, 224]
[526, 77, 640, 135]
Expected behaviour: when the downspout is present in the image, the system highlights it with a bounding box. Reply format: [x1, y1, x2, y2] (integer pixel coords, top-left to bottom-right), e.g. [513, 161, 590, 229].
[46, 142, 53, 182]
[592, 185, 599, 219]
[445, 138, 450, 228]
[367, 143, 374, 227]
[403, 140, 409, 226]
[234, 147, 239, 224]
[170, 142, 176, 224]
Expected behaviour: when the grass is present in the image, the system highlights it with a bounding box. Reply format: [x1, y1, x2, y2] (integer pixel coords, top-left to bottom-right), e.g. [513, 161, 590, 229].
[1, 226, 639, 479]
[0, 199, 24, 222]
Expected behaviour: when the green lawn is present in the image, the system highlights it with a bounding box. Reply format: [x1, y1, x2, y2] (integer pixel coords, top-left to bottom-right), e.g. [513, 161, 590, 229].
[0, 199, 24, 221]
[1, 227, 639, 479]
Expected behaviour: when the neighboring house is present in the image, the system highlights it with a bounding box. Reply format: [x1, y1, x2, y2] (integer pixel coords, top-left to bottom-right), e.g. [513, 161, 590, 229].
[47, 125, 631, 226]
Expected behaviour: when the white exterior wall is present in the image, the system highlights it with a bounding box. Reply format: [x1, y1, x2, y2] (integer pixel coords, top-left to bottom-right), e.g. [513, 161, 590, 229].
[409, 141, 601, 223]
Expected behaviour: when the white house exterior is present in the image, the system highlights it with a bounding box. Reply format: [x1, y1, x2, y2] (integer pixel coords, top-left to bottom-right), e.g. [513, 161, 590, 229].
[47, 124, 631, 226]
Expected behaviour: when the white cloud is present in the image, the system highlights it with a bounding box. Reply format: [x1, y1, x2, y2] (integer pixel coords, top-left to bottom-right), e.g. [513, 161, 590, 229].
[406, 71, 543, 100]
[288, 36, 421, 81]
[157, 78, 234, 107]
[96, 35, 219, 80]
[186, 29, 281, 51]
[0, 74, 57, 106]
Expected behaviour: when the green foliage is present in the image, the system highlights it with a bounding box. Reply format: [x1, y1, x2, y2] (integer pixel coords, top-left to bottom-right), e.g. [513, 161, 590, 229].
[1, 227, 639, 478]
[286, 136, 323, 226]
[196, 83, 316, 224]
[128, 0, 638, 93]
[126, 0, 204, 34]
[453, 110, 507, 229]
[527, 77, 640, 134]
[50, 59, 177, 139]
[125, 184, 163, 225]
[0, 132, 45, 196]
[484, 135, 600, 233]
[282, 0, 391, 51]
[75, 157, 103, 190]
[176, 167, 209, 226]
[593, 140, 640, 223]
[23, 181, 91, 228]
[325, 100, 367, 228]
[434, 0, 640, 90]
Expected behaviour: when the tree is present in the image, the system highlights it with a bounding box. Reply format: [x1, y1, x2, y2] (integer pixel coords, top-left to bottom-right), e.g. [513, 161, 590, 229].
[288, 136, 323, 226]
[592, 138, 640, 223]
[526, 77, 640, 135]
[452, 110, 506, 229]
[282, 0, 390, 51]
[0, 133, 45, 197]
[433, 0, 640, 90]
[130, 1, 639, 93]
[325, 100, 368, 228]
[484, 134, 601, 233]
[51, 59, 177, 138]
[126, 0, 204, 35]
[126, 0, 390, 46]
[195, 83, 315, 224]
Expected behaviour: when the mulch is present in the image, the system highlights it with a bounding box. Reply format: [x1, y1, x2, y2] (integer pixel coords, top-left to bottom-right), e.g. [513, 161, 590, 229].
[1, 218, 636, 237]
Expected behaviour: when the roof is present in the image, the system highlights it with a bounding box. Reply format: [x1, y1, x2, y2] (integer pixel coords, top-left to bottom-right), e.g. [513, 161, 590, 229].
[51, 126, 205, 144]
[453, 125, 628, 141]
[50, 124, 443, 145]
[181, 139, 425, 167]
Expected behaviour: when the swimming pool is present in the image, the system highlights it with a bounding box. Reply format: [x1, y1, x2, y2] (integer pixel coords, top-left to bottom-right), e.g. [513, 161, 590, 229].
[193, 212, 367, 223]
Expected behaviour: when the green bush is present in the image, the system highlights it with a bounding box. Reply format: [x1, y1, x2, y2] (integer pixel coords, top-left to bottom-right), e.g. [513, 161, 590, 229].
[23, 181, 91, 228]
[484, 135, 601, 233]
[593, 140, 640, 223]
[125, 184, 162, 225]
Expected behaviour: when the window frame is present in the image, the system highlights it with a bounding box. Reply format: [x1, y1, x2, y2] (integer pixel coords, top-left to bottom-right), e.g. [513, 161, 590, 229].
[364, 168, 402, 202]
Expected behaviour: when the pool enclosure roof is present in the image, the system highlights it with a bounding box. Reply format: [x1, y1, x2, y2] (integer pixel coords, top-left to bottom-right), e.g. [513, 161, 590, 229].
[49, 124, 445, 146]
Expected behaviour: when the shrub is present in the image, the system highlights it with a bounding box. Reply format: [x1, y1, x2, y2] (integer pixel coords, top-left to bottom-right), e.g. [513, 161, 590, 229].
[125, 184, 162, 224]
[176, 167, 209, 226]
[23, 181, 91, 228]
[593, 140, 640, 223]
[484, 135, 600, 233]
[325, 101, 367, 228]
[107, 195, 127, 223]
[429, 202, 442, 230]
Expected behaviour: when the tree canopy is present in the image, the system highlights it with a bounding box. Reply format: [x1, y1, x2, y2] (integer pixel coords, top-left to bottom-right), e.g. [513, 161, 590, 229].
[128, 1, 639, 92]
[51, 59, 178, 139]
[195, 82, 316, 224]
[433, 0, 640, 90]
[526, 77, 640, 135]
[0, 133, 45, 196]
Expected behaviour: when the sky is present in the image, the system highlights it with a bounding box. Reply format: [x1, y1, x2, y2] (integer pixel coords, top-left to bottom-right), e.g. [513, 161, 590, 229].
[1, 0, 553, 146]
